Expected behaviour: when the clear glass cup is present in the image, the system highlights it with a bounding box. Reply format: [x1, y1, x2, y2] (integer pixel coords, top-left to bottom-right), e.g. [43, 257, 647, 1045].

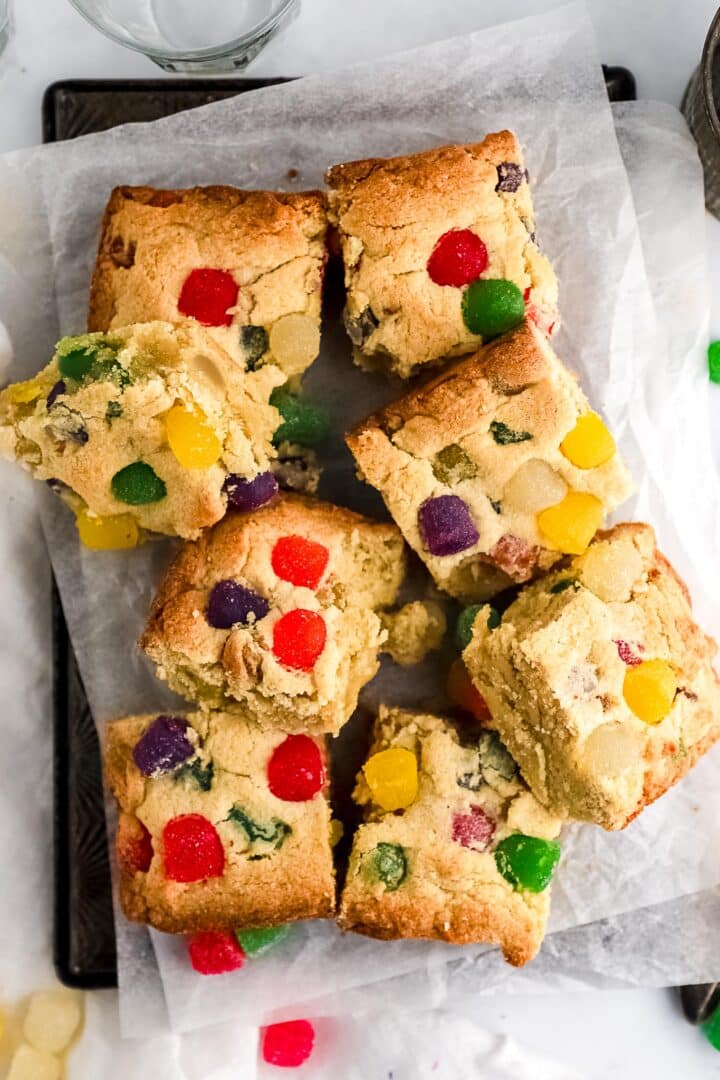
[67, 0, 299, 73]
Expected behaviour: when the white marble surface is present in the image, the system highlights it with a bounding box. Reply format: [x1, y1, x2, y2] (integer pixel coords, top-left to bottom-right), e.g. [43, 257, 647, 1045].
[1, 1, 720, 1076]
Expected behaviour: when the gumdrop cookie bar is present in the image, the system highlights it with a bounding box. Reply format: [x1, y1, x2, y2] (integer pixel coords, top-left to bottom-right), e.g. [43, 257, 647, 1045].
[338, 707, 562, 966]
[0, 321, 285, 542]
[463, 523, 720, 829]
[89, 185, 328, 379]
[326, 132, 558, 378]
[105, 710, 335, 932]
[140, 493, 406, 734]
[347, 321, 632, 602]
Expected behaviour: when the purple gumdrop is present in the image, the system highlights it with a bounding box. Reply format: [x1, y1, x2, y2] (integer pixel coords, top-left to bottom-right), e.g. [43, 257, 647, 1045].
[223, 471, 278, 512]
[495, 162, 526, 193]
[46, 380, 66, 408]
[418, 495, 479, 557]
[207, 579, 270, 630]
[132, 715, 194, 777]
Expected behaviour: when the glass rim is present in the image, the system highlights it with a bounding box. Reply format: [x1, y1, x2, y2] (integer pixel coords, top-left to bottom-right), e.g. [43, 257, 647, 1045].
[701, 4, 720, 140]
[66, 0, 298, 61]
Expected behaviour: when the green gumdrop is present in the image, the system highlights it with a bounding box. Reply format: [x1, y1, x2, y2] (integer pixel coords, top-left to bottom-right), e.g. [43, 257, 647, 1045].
[432, 444, 477, 485]
[111, 462, 167, 505]
[226, 804, 291, 850]
[462, 279, 525, 338]
[494, 834, 561, 893]
[455, 605, 483, 651]
[708, 341, 720, 386]
[235, 924, 290, 957]
[367, 842, 407, 892]
[58, 346, 94, 381]
[486, 607, 501, 630]
[549, 578, 578, 595]
[270, 388, 330, 448]
[702, 1004, 720, 1051]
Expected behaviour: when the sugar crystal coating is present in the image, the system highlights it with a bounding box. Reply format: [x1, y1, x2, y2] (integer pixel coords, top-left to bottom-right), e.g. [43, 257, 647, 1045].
[262, 1020, 315, 1068]
[206, 579, 270, 629]
[271, 534, 329, 589]
[163, 814, 225, 882]
[267, 734, 324, 802]
[418, 494, 479, 557]
[272, 609, 327, 670]
[132, 715, 194, 776]
[188, 930, 245, 975]
[427, 228, 488, 287]
[452, 806, 496, 851]
[223, 470, 278, 511]
[363, 747, 418, 811]
[177, 268, 238, 327]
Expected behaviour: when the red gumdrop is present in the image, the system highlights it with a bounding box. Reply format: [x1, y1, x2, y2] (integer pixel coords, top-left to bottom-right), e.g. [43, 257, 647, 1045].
[117, 814, 153, 874]
[426, 229, 488, 287]
[177, 268, 239, 327]
[271, 535, 329, 590]
[614, 639, 643, 666]
[262, 1020, 315, 1068]
[523, 287, 531, 301]
[188, 930, 245, 975]
[446, 659, 492, 725]
[267, 734, 324, 802]
[163, 814, 225, 883]
[452, 806, 496, 851]
[272, 609, 327, 671]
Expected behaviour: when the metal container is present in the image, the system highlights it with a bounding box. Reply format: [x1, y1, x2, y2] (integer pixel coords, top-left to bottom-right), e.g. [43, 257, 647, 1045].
[682, 7, 720, 216]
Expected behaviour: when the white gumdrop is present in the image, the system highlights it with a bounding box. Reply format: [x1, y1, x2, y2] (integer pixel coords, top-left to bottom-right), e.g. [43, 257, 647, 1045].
[23, 989, 82, 1054]
[7, 1044, 61, 1080]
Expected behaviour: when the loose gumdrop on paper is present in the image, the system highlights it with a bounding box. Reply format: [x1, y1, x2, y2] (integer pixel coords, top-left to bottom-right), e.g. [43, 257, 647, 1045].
[363, 747, 418, 811]
[163, 814, 224, 882]
[426, 229, 488, 287]
[494, 834, 561, 893]
[267, 734, 324, 802]
[75, 509, 139, 550]
[452, 806, 496, 851]
[418, 494, 479, 557]
[235, 924, 290, 957]
[117, 814, 153, 874]
[23, 990, 82, 1055]
[165, 403, 222, 469]
[206, 579, 270, 629]
[7, 1045, 61, 1080]
[188, 931, 245, 975]
[132, 715, 194, 776]
[223, 470, 278, 511]
[177, 268, 238, 327]
[272, 609, 327, 670]
[271, 535, 329, 589]
[623, 659, 677, 725]
[262, 1020, 315, 1068]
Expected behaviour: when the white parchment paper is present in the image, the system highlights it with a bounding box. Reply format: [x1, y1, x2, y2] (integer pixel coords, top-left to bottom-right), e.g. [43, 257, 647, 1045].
[0, 1, 718, 1038]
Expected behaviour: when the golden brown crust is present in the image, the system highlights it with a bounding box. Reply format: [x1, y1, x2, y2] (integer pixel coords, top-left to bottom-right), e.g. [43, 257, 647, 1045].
[106, 712, 336, 933]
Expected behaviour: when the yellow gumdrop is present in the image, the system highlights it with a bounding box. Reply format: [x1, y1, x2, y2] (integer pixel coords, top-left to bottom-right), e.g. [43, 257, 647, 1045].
[3, 375, 48, 405]
[329, 819, 344, 847]
[76, 509, 139, 550]
[269, 314, 320, 375]
[165, 403, 222, 469]
[537, 491, 603, 554]
[560, 413, 616, 469]
[623, 659, 677, 725]
[363, 747, 418, 811]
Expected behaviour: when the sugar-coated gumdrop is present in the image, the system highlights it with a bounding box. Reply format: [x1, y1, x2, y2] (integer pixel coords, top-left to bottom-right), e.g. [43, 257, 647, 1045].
[495, 162, 527, 193]
[452, 806, 496, 851]
[270, 388, 330, 448]
[503, 459, 567, 513]
[271, 535, 329, 590]
[177, 268, 238, 327]
[272, 609, 327, 670]
[579, 540, 643, 603]
[262, 1019, 315, 1068]
[163, 814, 225, 882]
[461, 279, 525, 338]
[223, 470, 278, 511]
[427, 229, 488, 287]
[23, 990, 82, 1055]
[622, 659, 677, 725]
[614, 639, 643, 667]
[7, 1045, 60, 1080]
[111, 461, 167, 505]
[206, 579, 270, 629]
[432, 443, 477, 485]
[363, 747, 418, 811]
[235, 924, 290, 957]
[267, 734, 324, 802]
[536, 491, 603, 555]
[367, 842, 407, 891]
[560, 412, 616, 469]
[75, 509, 139, 550]
[494, 833, 561, 892]
[446, 659, 492, 724]
[455, 605, 482, 651]
[188, 930, 245, 975]
[132, 715, 194, 776]
[3, 374, 49, 404]
[57, 346, 94, 381]
[582, 722, 640, 777]
[117, 814, 153, 873]
[269, 313, 321, 375]
[165, 403, 222, 469]
[418, 494, 479, 557]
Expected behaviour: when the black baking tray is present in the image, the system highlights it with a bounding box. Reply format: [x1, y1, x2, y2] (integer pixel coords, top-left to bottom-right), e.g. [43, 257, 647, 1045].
[50, 66, 637, 991]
